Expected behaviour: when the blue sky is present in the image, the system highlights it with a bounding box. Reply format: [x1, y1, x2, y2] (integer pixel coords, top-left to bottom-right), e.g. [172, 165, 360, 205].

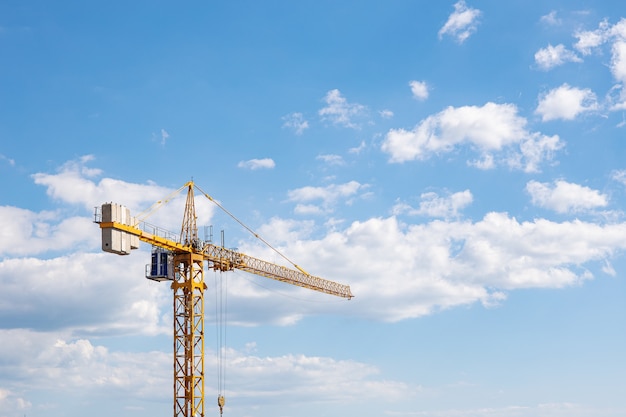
[1, 1, 625, 416]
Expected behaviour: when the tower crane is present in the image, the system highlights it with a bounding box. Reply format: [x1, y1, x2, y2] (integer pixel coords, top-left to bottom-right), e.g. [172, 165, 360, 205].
[93, 181, 353, 417]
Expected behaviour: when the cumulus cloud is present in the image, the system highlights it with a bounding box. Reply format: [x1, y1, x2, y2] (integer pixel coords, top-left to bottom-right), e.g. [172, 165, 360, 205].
[381, 102, 563, 172]
[379, 109, 394, 119]
[538, 18, 626, 109]
[223, 348, 415, 406]
[0, 329, 414, 416]
[282, 112, 309, 135]
[540, 11, 561, 26]
[611, 169, 626, 186]
[534, 44, 582, 70]
[9, 155, 626, 415]
[287, 181, 368, 214]
[393, 190, 473, 219]
[247, 213, 626, 322]
[0, 253, 170, 335]
[438, 0, 482, 43]
[31, 155, 171, 211]
[572, 18, 626, 107]
[610, 40, 626, 84]
[0, 330, 171, 414]
[409, 80, 429, 100]
[535, 84, 598, 121]
[238, 158, 276, 170]
[574, 19, 611, 55]
[0, 388, 31, 415]
[316, 154, 345, 166]
[318, 89, 367, 129]
[4, 160, 626, 329]
[526, 180, 608, 214]
[0, 206, 97, 256]
[31, 155, 215, 232]
[255, 217, 316, 245]
[349, 141, 366, 154]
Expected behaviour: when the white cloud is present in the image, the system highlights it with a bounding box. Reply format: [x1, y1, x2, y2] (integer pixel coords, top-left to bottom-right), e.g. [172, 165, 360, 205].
[535, 84, 598, 121]
[381, 102, 563, 172]
[438, 0, 482, 43]
[0, 253, 170, 335]
[611, 169, 626, 186]
[468, 153, 495, 170]
[0, 330, 171, 413]
[611, 17, 626, 41]
[574, 19, 611, 55]
[534, 44, 582, 70]
[563, 18, 626, 108]
[0, 153, 15, 166]
[540, 11, 561, 26]
[379, 109, 394, 119]
[393, 190, 473, 219]
[222, 348, 415, 406]
[151, 129, 170, 145]
[0, 329, 414, 416]
[316, 154, 345, 166]
[255, 217, 315, 245]
[0, 387, 31, 415]
[160, 128, 169, 145]
[348, 141, 366, 154]
[282, 112, 309, 135]
[537, 18, 626, 110]
[238, 158, 276, 170]
[318, 89, 367, 129]
[293, 204, 326, 216]
[610, 40, 626, 84]
[511, 133, 563, 173]
[0, 206, 97, 256]
[287, 181, 367, 214]
[31, 155, 171, 211]
[2, 162, 626, 334]
[263, 212, 626, 322]
[30, 156, 215, 233]
[409, 80, 429, 100]
[526, 180, 608, 214]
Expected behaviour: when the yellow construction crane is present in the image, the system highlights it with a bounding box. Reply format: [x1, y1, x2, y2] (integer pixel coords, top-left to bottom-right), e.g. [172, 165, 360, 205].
[93, 181, 353, 417]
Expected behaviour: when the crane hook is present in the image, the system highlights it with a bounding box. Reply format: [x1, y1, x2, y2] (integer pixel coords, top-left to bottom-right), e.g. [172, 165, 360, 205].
[218, 395, 225, 416]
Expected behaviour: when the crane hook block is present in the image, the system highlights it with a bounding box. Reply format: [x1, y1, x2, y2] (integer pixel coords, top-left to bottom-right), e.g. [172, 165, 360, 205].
[218, 395, 225, 415]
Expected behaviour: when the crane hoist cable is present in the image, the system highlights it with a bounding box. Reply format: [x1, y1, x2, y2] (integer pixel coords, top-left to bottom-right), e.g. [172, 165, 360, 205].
[214, 264, 227, 415]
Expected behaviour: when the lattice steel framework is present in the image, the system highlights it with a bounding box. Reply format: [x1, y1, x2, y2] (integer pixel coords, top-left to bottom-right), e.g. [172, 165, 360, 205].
[95, 181, 353, 417]
[172, 252, 206, 417]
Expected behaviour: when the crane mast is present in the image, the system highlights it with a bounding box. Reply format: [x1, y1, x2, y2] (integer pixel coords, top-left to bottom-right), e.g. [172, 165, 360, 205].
[94, 181, 352, 417]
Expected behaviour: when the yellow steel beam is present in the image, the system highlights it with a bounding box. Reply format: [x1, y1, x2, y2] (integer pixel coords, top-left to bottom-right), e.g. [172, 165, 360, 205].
[98, 221, 191, 253]
[202, 243, 353, 299]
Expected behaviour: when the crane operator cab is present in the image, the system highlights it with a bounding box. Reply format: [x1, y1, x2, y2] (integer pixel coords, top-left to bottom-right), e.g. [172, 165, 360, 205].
[146, 247, 174, 281]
